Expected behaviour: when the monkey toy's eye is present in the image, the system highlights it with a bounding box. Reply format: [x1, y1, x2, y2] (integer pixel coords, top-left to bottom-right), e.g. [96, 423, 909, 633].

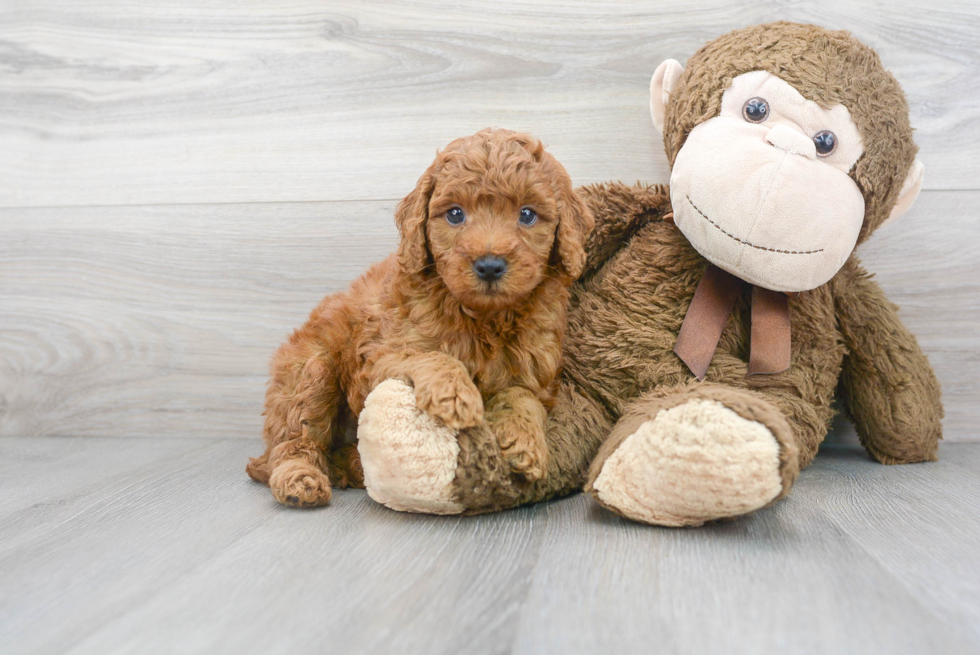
[518, 207, 538, 226]
[446, 207, 465, 225]
[742, 97, 770, 123]
[813, 130, 837, 157]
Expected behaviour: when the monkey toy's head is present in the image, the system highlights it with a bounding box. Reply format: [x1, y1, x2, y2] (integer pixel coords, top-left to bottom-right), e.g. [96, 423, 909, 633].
[652, 22, 924, 292]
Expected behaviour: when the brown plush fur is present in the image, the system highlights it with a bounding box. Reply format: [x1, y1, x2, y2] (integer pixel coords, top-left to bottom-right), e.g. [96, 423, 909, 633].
[246, 128, 594, 507]
[447, 23, 943, 517]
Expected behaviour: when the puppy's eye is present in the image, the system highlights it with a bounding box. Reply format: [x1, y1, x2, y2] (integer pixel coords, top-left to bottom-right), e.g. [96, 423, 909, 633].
[742, 97, 769, 123]
[446, 207, 465, 225]
[518, 207, 538, 226]
[813, 130, 837, 157]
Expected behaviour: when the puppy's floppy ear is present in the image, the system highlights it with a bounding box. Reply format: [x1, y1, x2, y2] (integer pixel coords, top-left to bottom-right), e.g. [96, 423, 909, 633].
[394, 162, 437, 275]
[551, 174, 595, 281]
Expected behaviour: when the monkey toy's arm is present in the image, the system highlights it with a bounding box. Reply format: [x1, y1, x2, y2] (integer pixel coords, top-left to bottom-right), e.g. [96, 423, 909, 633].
[832, 258, 943, 464]
[575, 182, 672, 277]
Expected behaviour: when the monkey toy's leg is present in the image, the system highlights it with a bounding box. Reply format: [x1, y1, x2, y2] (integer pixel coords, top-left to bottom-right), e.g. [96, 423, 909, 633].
[455, 381, 613, 514]
[355, 380, 467, 514]
[356, 380, 611, 515]
[584, 383, 802, 527]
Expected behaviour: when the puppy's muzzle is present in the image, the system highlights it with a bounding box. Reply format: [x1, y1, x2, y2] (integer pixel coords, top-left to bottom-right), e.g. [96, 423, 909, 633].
[473, 255, 507, 282]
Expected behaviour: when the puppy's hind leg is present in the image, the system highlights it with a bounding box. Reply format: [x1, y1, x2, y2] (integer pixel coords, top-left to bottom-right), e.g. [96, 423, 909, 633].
[268, 429, 334, 508]
[245, 450, 272, 483]
[252, 333, 345, 508]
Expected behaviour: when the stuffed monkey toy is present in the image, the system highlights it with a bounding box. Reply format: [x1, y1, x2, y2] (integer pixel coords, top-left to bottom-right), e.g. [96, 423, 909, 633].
[356, 22, 943, 526]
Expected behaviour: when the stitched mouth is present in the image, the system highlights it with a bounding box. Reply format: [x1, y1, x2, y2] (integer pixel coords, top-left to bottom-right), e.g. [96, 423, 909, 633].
[686, 196, 824, 255]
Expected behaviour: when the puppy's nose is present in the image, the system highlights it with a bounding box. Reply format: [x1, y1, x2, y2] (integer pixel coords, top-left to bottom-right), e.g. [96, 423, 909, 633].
[473, 255, 507, 282]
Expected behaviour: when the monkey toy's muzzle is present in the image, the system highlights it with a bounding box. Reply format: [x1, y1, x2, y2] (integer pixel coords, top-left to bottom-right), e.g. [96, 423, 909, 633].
[669, 118, 866, 293]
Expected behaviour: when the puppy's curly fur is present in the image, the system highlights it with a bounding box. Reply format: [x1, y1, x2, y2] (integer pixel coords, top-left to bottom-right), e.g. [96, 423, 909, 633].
[246, 128, 594, 507]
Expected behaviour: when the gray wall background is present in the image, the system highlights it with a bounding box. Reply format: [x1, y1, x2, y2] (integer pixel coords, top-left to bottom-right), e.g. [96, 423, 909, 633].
[1, 0, 977, 441]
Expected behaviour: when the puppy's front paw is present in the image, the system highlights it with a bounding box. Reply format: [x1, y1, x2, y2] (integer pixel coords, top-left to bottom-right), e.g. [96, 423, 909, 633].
[497, 423, 549, 482]
[414, 373, 484, 429]
[269, 459, 332, 508]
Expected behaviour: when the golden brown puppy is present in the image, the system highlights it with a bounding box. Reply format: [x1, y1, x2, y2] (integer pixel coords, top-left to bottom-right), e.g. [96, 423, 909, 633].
[246, 128, 594, 508]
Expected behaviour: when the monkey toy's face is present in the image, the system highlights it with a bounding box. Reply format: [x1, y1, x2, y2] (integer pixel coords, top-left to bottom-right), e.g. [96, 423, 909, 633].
[651, 57, 924, 294]
[669, 71, 866, 292]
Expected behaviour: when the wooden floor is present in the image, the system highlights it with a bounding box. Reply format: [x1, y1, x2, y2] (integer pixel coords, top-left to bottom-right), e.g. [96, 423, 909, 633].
[2, 2, 980, 653]
[1, 437, 978, 655]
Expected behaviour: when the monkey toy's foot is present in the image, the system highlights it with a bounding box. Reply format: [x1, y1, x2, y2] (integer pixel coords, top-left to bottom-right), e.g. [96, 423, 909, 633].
[586, 391, 800, 527]
[357, 380, 465, 515]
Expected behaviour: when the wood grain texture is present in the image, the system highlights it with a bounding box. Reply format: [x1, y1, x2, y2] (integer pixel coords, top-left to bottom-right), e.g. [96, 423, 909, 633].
[1, 190, 976, 441]
[1, 4, 977, 653]
[1, 0, 978, 207]
[0, 200, 398, 439]
[0, 437, 978, 654]
[514, 445, 980, 655]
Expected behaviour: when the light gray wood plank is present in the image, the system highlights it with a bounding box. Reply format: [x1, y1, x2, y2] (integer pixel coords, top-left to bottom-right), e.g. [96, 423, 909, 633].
[1, 1, 978, 208]
[0, 438, 278, 654]
[0, 437, 542, 655]
[0, 200, 398, 439]
[65, 504, 542, 655]
[512, 444, 980, 655]
[1, 437, 979, 654]
[1, 190, 975, 441]
[804, 445, 980, 645]
[0, 436, 225, 522]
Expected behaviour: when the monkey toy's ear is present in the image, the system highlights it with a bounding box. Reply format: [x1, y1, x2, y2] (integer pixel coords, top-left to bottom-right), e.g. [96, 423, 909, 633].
[650, 59, 685, 135]
[879, 159, 925, 230]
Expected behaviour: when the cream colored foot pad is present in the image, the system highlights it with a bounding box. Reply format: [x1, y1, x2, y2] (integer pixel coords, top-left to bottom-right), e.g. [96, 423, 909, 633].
[357, 379, 464, 515]
[593, 398, 782, 526]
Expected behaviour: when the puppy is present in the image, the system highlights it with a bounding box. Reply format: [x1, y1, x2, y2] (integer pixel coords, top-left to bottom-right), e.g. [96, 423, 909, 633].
[246, 128, 594, 507]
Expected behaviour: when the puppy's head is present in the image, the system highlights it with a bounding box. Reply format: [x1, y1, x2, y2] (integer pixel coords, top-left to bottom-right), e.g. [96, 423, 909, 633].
[395, 128, 593, 312]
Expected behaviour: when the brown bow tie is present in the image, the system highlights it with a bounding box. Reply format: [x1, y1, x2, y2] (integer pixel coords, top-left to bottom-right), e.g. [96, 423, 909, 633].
[674, 264, 792, 381]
